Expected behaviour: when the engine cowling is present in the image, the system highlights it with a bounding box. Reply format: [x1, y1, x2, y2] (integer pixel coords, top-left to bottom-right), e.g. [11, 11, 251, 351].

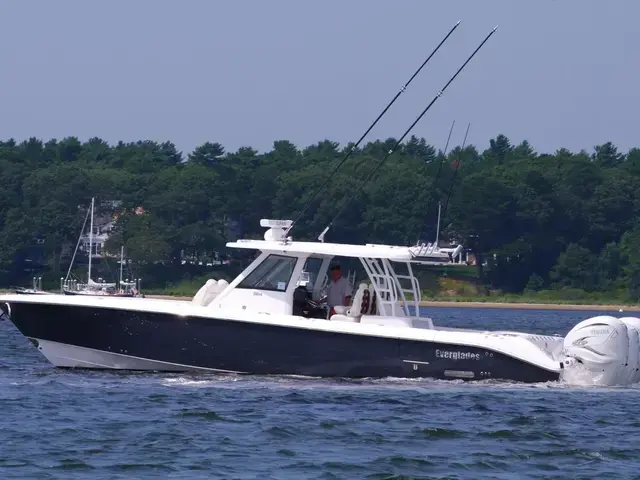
[560, 315, 633, 386]
[620, 317, 640, 384]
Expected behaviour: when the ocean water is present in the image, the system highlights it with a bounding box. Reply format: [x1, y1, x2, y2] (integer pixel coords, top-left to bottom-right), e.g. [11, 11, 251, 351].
[1, 307, 640, 479]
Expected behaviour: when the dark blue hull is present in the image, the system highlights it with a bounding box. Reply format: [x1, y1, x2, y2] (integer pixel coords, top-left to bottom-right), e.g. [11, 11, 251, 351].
[1, 301, 560, 383]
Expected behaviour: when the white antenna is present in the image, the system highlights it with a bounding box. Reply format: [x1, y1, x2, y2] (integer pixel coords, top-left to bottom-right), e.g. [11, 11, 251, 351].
[119, 245, 124, 289]
[318, 225, 330, 243]
[434, 202, 442, 247]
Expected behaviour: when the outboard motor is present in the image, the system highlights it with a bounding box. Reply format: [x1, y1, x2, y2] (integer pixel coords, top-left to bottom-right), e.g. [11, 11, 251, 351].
[560, 315, 634, 386]
[620, 317, 640, 384]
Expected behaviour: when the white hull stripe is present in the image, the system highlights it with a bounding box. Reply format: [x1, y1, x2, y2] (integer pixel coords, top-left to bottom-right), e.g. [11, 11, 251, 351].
[31, 338, 244, 373]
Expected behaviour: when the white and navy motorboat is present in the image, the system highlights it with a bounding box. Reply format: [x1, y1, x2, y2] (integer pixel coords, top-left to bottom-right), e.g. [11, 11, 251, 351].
[1, 219, 639, 386]
[2, 24, 639, 386]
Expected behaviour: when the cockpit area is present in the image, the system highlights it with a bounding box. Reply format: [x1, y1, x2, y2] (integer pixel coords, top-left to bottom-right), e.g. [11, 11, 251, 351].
[191, 220, 463, 329]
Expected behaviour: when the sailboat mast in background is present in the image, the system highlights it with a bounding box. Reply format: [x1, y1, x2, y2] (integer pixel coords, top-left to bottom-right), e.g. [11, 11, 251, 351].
[88, 197, 95, 284]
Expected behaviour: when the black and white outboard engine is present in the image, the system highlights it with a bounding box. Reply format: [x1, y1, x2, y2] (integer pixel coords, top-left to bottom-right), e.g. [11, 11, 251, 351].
[560, 315, 640, 386]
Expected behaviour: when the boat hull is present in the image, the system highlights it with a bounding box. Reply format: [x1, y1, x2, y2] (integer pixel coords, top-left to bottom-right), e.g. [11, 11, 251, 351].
[63, 290, 135, 298]
[1, 301, 559, 383]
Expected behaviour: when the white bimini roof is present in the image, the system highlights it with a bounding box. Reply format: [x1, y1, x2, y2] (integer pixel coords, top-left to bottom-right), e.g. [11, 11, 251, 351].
[225, 220, 462, 264]
[226, 239, 459, 264]
[227, 239, 413, 260]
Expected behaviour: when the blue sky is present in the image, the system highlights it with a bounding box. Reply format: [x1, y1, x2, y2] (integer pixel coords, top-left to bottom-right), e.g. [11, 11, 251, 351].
[1, 0, 637, 156]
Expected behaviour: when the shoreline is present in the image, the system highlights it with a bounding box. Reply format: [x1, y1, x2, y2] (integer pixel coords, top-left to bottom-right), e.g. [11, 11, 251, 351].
[2, 290, 635, 312]
[144, 295, 640, 312]
[417, 300, 639, 311]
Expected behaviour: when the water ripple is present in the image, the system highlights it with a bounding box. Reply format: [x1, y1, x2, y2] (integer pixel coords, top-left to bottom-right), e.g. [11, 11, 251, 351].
[1, 307, 640, 479]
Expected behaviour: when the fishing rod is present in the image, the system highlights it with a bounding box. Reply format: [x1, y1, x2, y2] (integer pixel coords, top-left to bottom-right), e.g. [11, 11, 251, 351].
[282, 20, 462, 238]
[416, 119, 456, 244]
[441, 121, 471, 223]
[317, 26, 498, 243]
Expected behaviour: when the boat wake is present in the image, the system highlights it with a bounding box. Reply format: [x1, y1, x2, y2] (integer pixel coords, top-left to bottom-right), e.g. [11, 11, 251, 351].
[157, 373, 640, 393]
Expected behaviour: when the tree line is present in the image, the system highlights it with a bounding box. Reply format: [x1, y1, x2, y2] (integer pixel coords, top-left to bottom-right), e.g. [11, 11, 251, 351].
[1, 135, 639, 299]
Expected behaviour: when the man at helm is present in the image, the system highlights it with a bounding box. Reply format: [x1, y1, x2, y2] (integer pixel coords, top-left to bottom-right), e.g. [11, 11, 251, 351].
[326, 265, 352, 317]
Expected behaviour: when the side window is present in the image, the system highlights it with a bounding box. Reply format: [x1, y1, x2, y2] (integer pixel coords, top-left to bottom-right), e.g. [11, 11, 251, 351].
[298, 257, 323, 288]
[238, 254, 297, 292]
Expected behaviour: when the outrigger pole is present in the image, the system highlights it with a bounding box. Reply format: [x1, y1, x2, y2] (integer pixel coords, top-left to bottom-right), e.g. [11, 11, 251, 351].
[441, 121, 472, 223]
[318, 26, 498, 243]
[283, 20, 462, 239]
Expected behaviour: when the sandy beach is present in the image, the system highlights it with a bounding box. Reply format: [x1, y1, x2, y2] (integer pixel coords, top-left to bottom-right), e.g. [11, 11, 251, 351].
[416, 300, 640, 312]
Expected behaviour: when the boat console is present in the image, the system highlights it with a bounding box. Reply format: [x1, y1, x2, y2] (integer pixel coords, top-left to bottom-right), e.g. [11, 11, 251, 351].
[292, 284, 326, 319]
[212, 219, 462, 323]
